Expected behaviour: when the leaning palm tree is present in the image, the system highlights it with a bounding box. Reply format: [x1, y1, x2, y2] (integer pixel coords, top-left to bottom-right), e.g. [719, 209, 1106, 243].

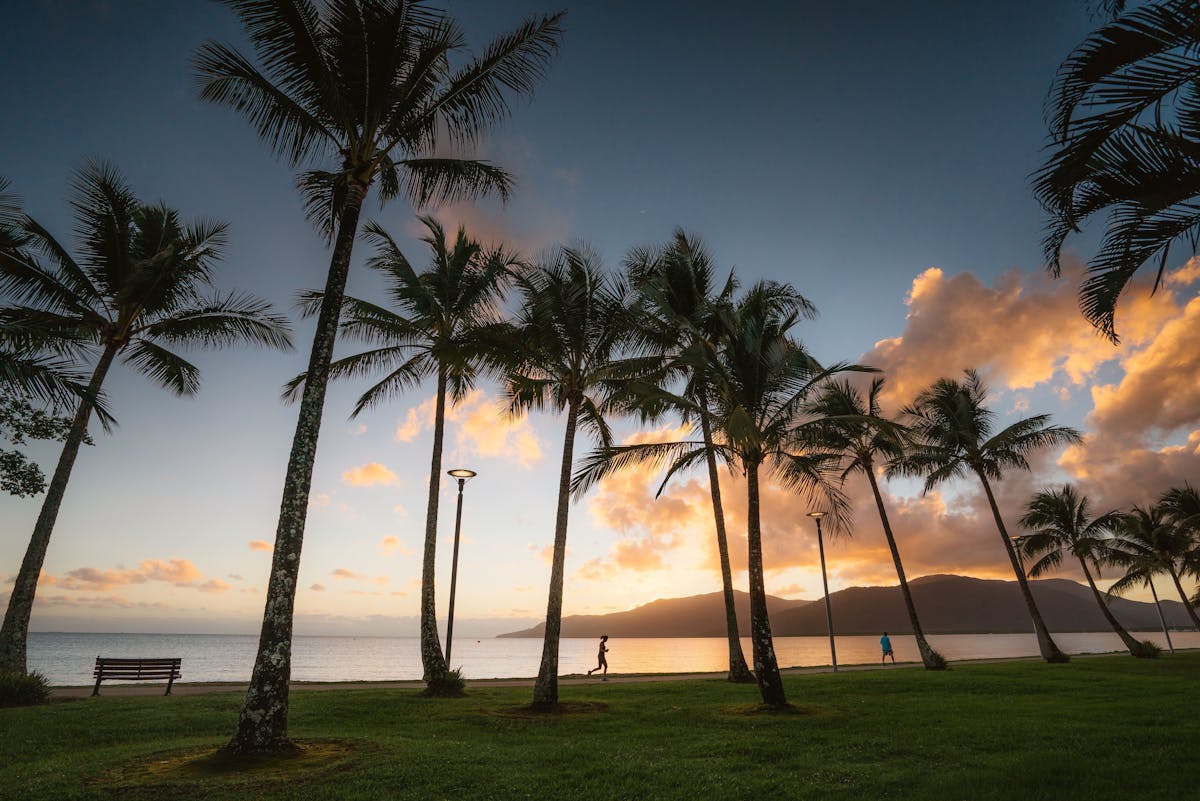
[1160, 483, 1200, 585]
[805, 378, 945, 669]
[576, 282, 855, 708]
[195, 0, 563, 752]
[1035, 0, 1200, 340]
[1017, 485, 1151, 657]
[285, 216, 519, 684]
[621, 230, 798, 683]
[0, 161, 293, 674]
[1109, 504, 1200, 630]
[502, 246, 634, 710]
[896, 369, 1081, 663]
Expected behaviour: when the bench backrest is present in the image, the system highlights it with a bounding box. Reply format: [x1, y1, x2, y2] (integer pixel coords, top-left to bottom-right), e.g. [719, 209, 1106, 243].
[93, 657, 182, 679]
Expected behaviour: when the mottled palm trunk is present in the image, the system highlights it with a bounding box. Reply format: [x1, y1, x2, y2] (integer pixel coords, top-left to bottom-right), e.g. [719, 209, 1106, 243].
[863, 465, 941, 669]
[1078, 559, 1143, 656]
[1167, 567, 1200, 630]
[532, 399, 579, 709]
[0, 344, 117, 673]
[745, 461, 787, 707]
[697, 394, 753, 683]
[224, 184, 366, 754]
[1148, 581, 1175, 653]
[976, 471, 1069, 663]
[419, 368, 448, 681]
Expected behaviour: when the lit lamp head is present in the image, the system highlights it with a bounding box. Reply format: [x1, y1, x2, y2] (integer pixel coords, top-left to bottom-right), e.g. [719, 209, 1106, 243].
[806, 511, 826, 520]
[448, 468, 477, 481]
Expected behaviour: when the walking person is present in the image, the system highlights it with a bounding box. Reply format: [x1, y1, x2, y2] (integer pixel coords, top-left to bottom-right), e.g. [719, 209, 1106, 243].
[880, 632, 896, 665]
[587, 635, 610, 680]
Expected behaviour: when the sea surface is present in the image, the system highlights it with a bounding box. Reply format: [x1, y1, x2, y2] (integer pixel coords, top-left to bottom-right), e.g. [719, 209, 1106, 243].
[29, 630, 1200, 687]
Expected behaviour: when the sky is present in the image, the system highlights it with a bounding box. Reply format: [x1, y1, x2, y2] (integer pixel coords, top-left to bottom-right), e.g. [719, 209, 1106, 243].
[2, 1, 1198, 637]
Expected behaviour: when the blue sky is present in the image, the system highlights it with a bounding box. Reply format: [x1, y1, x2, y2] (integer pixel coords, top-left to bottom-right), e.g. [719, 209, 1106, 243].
[3, 1, 1196, 635]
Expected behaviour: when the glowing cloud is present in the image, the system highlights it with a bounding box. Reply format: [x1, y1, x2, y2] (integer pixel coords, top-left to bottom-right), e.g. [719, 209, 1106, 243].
[248, 540, 272, 552]
[342, 463, 401, 488]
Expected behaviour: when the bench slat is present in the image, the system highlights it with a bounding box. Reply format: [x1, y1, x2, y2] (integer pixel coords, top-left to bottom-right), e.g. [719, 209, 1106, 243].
[92, 657, 182, 696]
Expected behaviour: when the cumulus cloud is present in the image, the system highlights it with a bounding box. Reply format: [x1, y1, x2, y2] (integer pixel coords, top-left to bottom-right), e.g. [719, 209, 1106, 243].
[342, 463, 401, 488]
[393, 390, 542, 467]
[310, 583, 326, 592]
[55, 559, 204, 591]
[248, 540, 272, 552]
[331, 568, 366, 581]
[198, 579, 231, 593]
[379, 536, 412, 556]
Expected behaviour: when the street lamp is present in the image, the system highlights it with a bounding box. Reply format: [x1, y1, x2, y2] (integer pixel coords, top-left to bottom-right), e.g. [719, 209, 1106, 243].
[807, 511, 838, 672]
[445, 468, 477, 665]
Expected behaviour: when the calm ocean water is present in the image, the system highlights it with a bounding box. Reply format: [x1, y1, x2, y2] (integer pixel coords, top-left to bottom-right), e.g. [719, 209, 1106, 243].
[28, 630, 1200, 686]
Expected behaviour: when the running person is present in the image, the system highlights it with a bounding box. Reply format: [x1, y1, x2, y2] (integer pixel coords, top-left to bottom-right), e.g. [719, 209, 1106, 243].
[587, 635, 610, 679]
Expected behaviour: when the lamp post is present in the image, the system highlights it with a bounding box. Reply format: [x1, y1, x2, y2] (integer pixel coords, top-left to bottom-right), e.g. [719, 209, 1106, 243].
[807, 511, 837, 672]
[445, 468, 476, 665]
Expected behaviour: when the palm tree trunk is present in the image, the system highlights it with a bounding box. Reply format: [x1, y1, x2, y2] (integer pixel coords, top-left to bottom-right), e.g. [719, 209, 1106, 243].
[224, 183, 366, 754]
[532, 398, 579, 709]
[419, 368, 448, 681]
[745, 461, 787, 708]
[1148, 580, 1174, 653]
[697, 394, 753, 683]
[976, 471, 1069, 663]
[1167, 567, 1200, 630]
[1078, 559, 1143, 656]
[864, 466, 942, 669]
[0, 343, 117, 673]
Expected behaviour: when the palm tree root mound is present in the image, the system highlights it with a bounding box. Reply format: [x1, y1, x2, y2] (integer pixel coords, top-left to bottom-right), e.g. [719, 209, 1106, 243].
[96, 739, 358, 791]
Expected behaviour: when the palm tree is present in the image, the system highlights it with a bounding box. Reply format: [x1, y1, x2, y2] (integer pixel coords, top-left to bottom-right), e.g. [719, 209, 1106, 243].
[897, 369, 1081, 663]
[0, 161, 293, 674]
[1035, 0, 1200, 341]
[576, 282, 854, 708]
[1109, 504, 1200, 630]
[621, 230, 791, 684]
[195, 0, 563, 752]
[1017, 485, 1150, 657]
[805, 378, 945, 669]
[285, 216, 519, 684]
[1160, 483, 1200, 587]
[503, 246, 634, 710]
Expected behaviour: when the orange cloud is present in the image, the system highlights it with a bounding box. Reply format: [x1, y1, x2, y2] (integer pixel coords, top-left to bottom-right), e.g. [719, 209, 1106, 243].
[198, 578, 231, 593]
[342, 463, 401, 487]
[248, 540, 272, 552]
[379, 536, 413, 556]
[393, 390, 542, 467]
[331, 568, 366, 581]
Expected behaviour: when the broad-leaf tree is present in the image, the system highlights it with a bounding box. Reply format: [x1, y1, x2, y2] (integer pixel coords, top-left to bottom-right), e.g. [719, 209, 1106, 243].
[1017, 485, 1151, 656]
[1035, 0, 1200, 340]
[503, 246, 634, 710]
[805, 377, 945, 669]
[0, 161, 293, 673]
[195, 0, 562, 752]
[896, 369, 1081, 663]
[285, 216, 519, 685]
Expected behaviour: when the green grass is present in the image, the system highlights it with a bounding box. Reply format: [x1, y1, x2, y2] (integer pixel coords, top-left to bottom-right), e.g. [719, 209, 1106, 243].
[1, 654, 1196, 800]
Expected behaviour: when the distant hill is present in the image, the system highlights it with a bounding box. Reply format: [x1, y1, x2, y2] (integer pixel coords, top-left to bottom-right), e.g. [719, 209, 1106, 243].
[498, 574, 1195, 637]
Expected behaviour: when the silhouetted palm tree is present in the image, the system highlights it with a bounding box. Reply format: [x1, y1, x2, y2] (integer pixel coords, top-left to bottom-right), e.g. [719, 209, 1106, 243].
[806, 377, 945, 669]
[896, 369, 1081, 663]
[0, 161, 292, 673]
[503, 246, 634, 710]
[285, 216, 519, 684]
[195, 0, 562, 752]
[1160, 483, 1200, 588]
[1035, 0, 1200, 340]
[1017, 485, 1150, 656]
[621, 230, 802, 683]
[577, 282, 854, 708]
[1109, 504, 1200, 630]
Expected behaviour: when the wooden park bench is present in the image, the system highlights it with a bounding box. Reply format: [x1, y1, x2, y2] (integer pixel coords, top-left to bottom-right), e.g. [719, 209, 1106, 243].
[91, 657, 182, 696]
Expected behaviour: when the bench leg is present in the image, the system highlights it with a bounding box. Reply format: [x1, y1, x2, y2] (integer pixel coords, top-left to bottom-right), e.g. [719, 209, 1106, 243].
[91, 676, 102, 697]
[165, 675, 175, 696]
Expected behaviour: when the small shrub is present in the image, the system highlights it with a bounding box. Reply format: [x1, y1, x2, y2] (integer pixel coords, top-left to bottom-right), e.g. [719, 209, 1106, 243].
[0, 670, 50, 707]
[1133, 640, 1161, 659]
[422, 668, 466, 698]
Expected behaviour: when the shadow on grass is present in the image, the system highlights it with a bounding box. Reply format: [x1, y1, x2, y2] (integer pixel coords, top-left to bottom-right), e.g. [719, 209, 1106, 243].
[491, 701, 608, 719]
[721, 703, 829, 717]
[96, 739, 363, 791]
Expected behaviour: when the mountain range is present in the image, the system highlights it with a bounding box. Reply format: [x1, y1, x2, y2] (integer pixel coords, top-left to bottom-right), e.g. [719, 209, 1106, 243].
[497, 574, 1194, 638]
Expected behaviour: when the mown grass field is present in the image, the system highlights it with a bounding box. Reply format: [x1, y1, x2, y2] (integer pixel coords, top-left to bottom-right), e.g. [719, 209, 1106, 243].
[1, 654, 1195, 800]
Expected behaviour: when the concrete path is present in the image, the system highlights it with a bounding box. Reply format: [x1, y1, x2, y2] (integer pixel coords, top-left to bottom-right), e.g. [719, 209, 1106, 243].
[53, 649, 1181, 699]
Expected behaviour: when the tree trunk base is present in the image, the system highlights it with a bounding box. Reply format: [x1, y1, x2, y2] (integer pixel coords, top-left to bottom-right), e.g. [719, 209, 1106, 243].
[1042, 651, 1071, 664]
[726, 666, 757, 684]
[218, 737, 300, 758]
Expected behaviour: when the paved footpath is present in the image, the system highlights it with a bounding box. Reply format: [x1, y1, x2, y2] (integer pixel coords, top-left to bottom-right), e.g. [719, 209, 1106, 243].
[54, 649, 1181, 699]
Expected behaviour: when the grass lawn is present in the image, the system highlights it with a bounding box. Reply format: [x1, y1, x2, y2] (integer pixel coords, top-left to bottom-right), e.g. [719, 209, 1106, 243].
[1, 653, 1195, 800]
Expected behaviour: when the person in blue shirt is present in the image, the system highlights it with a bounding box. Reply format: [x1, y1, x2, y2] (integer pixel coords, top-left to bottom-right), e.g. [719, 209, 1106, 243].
[880, 632, 895, 664]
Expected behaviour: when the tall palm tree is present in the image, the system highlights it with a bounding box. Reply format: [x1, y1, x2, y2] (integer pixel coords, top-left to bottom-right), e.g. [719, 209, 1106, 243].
[1109, 504, 1200, 630]
[896, 369, 1081, 663]
[285, 216, 519, 684]
[195, 0, 563, 752]
[1159, 483, 1200, 586]
[1017, 485, 1150, 657]
[0, 161, 293, 674]
[576, 282, 854, 708]
[621, 230, 800, 684]
[1035, 0, 1200, 341]
[503, 246, 634, 710]
[805, 378, 945, 669]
